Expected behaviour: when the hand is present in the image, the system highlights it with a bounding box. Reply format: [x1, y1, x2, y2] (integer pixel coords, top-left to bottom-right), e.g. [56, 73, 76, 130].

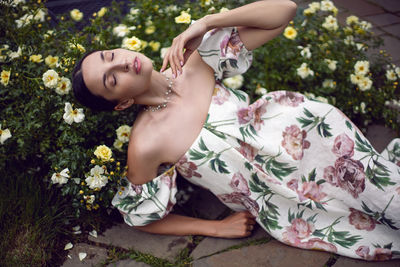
[160, 17, 209, 77]
[214, 211, 256, 238]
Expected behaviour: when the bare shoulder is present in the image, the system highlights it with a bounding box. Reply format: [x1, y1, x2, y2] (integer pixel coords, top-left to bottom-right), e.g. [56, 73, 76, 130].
[126, 125, 167, 184]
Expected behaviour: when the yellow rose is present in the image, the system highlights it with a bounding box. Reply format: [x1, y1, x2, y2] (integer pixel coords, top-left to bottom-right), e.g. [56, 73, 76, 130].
[175, 11, 191, 24]
[283, 26, 297, 40]
[97, 7, 107, 18]
[94, 145, 112, 161]
[30, 54, 43, 63]
[1, 70, 11, 86]
[45, 55, 58, 68]
[145, 25, 156, 35]
[70, 9, 83, 21]
[149, 41, 160, 51]
[122, 36, 142, 51]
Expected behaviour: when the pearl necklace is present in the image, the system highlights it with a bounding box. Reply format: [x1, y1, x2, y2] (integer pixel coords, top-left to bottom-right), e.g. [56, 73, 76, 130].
[143, 72, 173, 112]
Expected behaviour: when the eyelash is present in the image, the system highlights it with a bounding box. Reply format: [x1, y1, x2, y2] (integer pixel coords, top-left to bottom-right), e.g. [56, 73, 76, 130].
[109, 52, 116, 86]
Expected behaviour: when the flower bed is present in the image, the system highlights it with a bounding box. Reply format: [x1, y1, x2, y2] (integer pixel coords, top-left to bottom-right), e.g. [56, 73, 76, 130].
[0, 0, 399, 228]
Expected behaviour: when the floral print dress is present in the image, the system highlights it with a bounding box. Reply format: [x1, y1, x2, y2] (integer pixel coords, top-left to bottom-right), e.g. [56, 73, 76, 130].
[112, 27, 400, 261]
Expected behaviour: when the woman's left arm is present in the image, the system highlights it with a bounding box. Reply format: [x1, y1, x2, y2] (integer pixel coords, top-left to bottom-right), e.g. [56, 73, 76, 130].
[162, 0, 297, 75]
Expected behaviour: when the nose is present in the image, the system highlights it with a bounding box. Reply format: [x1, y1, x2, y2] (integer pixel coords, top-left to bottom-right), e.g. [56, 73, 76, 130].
[108, 60, 130, 73]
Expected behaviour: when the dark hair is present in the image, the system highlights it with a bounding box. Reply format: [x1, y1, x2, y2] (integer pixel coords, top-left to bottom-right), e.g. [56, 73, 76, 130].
[72, 50, 119, 111]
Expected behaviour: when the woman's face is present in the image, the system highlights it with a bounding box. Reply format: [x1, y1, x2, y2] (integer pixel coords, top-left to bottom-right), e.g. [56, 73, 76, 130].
[81, 48, 153, 102]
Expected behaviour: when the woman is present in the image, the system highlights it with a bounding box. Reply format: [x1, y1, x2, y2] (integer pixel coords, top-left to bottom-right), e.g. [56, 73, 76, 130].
[72, 0, 400, 261]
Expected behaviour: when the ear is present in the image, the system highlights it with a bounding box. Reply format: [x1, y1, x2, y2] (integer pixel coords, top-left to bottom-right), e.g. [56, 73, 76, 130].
[114, 98, 134, 111]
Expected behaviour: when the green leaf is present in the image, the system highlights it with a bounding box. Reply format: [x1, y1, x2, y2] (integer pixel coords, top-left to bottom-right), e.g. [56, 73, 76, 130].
[303, 108, 314, 118]
[198, 138, 209, 151]
[345, 120, 353, 130]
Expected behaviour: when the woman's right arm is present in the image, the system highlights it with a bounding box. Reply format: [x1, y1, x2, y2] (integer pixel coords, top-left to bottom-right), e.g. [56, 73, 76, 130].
[135, 211, 256, 238]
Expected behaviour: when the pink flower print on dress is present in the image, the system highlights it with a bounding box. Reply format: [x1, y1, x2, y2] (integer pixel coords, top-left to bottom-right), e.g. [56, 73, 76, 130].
[396, 187, 400, 195]
[356, 246, 371, 259]
[281, 125, 311, 160]
[131, 184, 143, 194]
[335, 156, 365, 198]
[237, 99, 268, 131]
[226, 32, 242, 57]
[269, 91, 305, 107]
[348, 208, 376, 231]
[355, 246, 393, 261]
[332, 133, 355, 157]
[297, 181, 327, 203]
[217, 192, 259, 217]
[286, 178, 299, 191]
[212, 83, 230, 105]
[237, 140, 258, 161]
[220, 35, 230, 57]
[301, 238, 338, 253]
[229, 172, 250, 196]
[323, 166, 338, 186]
[176, 155, 202, 178]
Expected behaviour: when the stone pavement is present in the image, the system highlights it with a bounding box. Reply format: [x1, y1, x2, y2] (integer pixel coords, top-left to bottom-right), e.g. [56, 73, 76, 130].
[62, 1, 400, 266]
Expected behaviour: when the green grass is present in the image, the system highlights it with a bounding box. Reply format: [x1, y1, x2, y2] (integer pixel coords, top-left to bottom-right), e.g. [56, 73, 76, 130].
[0, 160, 71, 267]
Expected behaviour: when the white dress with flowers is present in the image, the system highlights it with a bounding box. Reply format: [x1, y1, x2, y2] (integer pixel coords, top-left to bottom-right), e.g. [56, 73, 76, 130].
[112, 27, 400, 261]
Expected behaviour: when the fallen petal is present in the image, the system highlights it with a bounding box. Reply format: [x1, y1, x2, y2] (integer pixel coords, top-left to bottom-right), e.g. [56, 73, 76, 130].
[79, 252, 87, 261]
[89, 230, 97, 238]
[72, 225, 81, 231]
[64, 242, 73, 250]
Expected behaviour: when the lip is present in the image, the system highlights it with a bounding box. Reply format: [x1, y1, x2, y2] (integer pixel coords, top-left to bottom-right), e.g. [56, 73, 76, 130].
[134, 56, 141, 74]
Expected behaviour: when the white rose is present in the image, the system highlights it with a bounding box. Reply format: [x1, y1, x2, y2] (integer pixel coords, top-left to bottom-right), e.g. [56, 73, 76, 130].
[85, 165, 108, 189]
[116, 125, 131, 143]
[386, 69, 397, 81]
[63, 102, 85, 125]
[55, 77, 71, 95]
[297, 63, 314, 79]
[42, 69, 59, 89]
[51, 168, 69, 185]
[358, 76, 372, 91]
[0, 124, 12, 144]
[354, 60, 369, 75]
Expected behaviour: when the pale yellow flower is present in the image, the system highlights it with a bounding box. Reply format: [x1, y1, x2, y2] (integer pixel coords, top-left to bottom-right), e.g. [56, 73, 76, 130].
[149, 41, 160, 51]
[160, 47, 169, 59]
[175, 11, 191, 24]
[63, 102, 85, 124]
[322, 79, 336, 89]
[255, 86, 267, 95]
[320, 0, 335, 12]
[122, 36, 142, 51]
[113, 24, 130, 37]
[297, 63, 314, 79]
[0, 124, 12, 144]
[322, 15, 338, 31]
[141, 40, 148, 50]
[346, 15, 359, 25]
[354, 60, 369, 75]
[51, 168, 69, 185]
[56, 77, 71, 95]
[350, 73, 364, 85]
[386, 69, 397, 81]
[283, 26, 297, 40]
[85, 165, 108, 189]
[30, 54, 43, 63]
[97, 7, 107, 18]
[145, 25, 156, 35]
[70, 9, 83, 21]
[45, 55, 58, 68]
[324, 59, 337, 71]
[94, 145, 112, 162]
[219, 7, 229, 13]
[42, 69, 59, 88]
[358, 76, 372, 91]
[223, 75, 243, 90]
[113, 139, 123, 150]
[69, 43, 86, 53]
[116, 125, 131, 143]
[1, 70, 11, 86]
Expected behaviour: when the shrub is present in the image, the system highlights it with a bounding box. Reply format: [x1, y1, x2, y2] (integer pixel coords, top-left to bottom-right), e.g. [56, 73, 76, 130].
[0, 0, 399, 227]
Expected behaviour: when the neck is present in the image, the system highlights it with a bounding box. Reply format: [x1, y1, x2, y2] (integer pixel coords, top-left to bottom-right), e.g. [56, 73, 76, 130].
[134, 70, 175, 107]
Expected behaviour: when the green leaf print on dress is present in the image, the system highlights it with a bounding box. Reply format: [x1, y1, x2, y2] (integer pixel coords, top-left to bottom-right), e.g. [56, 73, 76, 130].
[189, 137, 231, 174]
[296, 107, 333, 138]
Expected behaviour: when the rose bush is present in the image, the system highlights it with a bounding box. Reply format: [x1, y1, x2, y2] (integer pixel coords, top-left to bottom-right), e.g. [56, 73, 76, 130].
[0, 0, 399, 225]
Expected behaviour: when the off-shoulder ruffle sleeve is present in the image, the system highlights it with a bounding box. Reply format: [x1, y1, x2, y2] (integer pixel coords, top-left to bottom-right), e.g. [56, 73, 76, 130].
[197, 26, 253, 80]
[111, 165, 177, 226]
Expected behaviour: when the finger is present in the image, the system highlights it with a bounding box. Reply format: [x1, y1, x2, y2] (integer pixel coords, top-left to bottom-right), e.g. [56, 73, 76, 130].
[161, 49, 171, 72]
[171, 46, 182, 75]
[168, 53, 176, 78]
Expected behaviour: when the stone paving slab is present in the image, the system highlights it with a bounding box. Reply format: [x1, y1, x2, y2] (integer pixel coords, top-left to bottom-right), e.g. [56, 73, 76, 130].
[107, 259, 151, 267]
[364, 13, 400, 27]
[88, 223, 191, 261]
[333, 0, 385, 16]
[382, 23, 400, 37]
[191, 224, 271, 260]
[366, 34, 400, 62]
[366, 124, 398, 153]
[192, 240, 332, 267]
[367, 0, 400, 13]
[334, 256, 400, 266]
[62, 243, 108, 267]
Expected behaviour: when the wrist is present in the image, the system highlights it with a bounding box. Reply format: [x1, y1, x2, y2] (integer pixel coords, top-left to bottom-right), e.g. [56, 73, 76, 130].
[201, 14, 218, 31]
